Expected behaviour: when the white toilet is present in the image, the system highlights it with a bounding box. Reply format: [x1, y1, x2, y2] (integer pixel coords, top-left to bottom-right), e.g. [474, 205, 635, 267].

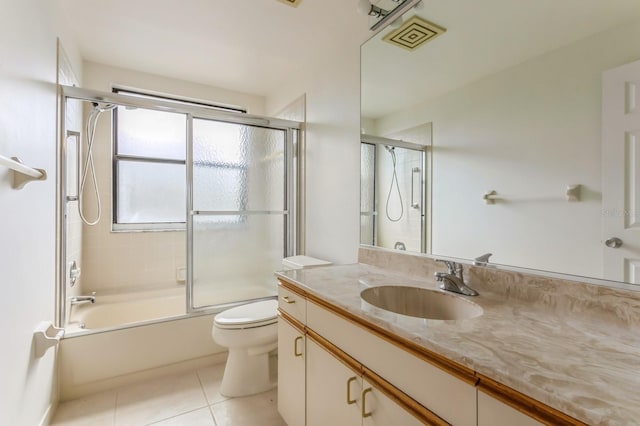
[212, 256, 331, 397]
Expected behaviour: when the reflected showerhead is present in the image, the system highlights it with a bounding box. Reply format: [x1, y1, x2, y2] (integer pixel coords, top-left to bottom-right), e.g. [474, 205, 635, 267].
[92, 102, 116, 112]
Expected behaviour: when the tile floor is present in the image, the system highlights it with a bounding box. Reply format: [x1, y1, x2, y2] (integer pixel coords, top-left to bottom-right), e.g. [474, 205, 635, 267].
[51, 363, 286, 426]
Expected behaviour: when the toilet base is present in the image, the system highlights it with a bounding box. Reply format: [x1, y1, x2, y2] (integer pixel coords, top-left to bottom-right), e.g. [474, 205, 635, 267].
[220, 348, 275, 397]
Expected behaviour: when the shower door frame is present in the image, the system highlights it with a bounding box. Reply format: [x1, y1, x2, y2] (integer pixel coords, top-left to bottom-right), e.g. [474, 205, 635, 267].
[185, 116, 298, 313]
[58, 85, 301, 329]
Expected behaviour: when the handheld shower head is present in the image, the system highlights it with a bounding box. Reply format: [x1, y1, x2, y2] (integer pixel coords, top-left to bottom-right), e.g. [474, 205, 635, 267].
[384, 145, 394, 153]
[92, 102, 116, 113]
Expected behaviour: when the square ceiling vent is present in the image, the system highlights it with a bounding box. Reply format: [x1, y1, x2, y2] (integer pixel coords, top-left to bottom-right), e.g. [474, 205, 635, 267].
[277, 0, 302, 7]
[383, 15, 446, 51]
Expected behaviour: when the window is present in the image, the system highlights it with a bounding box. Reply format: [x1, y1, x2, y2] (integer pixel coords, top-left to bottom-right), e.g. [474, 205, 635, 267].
[112, 89, 246, 231]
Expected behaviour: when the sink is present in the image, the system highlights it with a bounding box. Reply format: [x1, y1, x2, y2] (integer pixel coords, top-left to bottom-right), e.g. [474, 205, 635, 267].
[360, 285, 483, 320]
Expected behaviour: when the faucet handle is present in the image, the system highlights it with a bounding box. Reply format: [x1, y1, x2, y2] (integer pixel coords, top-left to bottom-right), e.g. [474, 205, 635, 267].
[435, 259, 456, 273]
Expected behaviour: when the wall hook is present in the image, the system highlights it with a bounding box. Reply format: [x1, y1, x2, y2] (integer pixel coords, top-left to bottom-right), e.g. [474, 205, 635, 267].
[483, 190, 498, 204]
[33, 321, 64, 358]
[566, 184, 581, 202]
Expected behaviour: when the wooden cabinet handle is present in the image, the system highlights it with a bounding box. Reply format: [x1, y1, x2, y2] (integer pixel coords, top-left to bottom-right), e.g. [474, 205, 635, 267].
[346, 376, 358, 405]
[294, 336, 303, 357]
[362, 388, 373, 418]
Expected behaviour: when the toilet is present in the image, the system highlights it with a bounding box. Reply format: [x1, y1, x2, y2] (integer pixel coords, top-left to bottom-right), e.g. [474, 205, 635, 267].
[212, 256, 331, 397]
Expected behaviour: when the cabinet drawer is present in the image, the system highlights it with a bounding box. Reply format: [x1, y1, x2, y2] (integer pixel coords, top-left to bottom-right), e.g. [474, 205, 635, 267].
[278, 283, 306, 323]
[307, 300, 476, 426]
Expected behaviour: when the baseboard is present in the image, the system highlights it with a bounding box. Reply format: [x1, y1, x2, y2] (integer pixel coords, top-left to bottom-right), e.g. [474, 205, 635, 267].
[60, 352, 228, 402]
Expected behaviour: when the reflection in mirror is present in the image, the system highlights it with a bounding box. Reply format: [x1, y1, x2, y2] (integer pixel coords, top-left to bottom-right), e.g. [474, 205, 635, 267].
[361, 0, 640, 287]
[360, 134, 430, 253]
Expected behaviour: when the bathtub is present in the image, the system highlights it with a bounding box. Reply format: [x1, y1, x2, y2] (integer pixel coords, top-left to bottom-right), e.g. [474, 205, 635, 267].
[66, 283, 277, 333]
[59, 284, 277, 400]
[67, 287, 186, 332]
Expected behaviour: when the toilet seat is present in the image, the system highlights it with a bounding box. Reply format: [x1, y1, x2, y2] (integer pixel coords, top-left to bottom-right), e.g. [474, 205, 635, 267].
[214, 300, 278, 330]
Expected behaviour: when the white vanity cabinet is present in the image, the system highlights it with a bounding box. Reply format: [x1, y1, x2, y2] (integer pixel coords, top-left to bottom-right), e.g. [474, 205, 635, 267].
[277, 280, 580, 426]
[278, 315, 306, 426]
[306, 336, 427, 426]
[306, 338, 362, 426]
[277, 285, 307, 426]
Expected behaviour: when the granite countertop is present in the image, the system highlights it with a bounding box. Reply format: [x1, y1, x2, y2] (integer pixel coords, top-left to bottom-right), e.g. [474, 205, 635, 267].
[276, 263, 640, 426]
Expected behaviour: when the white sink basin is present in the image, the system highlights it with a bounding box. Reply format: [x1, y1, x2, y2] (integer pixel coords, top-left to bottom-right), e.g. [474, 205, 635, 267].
[360, 285, 483, 320]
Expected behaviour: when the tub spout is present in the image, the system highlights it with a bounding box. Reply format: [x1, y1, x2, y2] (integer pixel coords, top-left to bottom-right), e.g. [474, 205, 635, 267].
[70, 292, 96, 305]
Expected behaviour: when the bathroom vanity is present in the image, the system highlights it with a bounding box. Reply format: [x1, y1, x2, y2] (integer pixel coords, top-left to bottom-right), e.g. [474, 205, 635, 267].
[275, 249, 640, 425]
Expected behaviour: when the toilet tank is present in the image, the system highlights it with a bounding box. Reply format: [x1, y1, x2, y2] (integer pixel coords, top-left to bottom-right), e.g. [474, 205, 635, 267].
[282, 256, 332, 270]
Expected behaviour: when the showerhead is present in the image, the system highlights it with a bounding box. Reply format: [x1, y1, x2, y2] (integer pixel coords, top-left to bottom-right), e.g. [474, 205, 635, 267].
[92, 102, 116, 113]
[384, 145, 394, 153]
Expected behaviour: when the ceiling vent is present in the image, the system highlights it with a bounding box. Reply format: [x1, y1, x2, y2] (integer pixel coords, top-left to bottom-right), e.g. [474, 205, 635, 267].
[277, 0, 302, 7]
[383, 15, 446, 51]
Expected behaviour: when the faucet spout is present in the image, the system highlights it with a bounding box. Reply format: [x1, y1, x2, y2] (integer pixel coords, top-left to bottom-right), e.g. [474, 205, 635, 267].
[434, 260, 479, 296]
[70, 292, 96, 305]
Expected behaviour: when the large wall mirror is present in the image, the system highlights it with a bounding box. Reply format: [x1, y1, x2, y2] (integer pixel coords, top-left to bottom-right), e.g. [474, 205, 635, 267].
[361, 0, 640, 287]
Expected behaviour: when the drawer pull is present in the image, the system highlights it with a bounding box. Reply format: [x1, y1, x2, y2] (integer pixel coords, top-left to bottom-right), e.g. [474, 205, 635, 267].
[294, 336, 303, 357]
[346, 376, 358, 405]
[282, 296, 296, 304]
[362, 388, 373, 418]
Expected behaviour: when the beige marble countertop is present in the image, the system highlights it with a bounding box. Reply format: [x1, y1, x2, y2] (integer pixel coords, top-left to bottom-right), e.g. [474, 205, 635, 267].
[276, 263, 640, 426]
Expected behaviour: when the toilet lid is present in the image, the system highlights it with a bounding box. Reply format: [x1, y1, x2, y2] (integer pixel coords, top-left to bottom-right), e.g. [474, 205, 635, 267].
[214, 300, 278, 329]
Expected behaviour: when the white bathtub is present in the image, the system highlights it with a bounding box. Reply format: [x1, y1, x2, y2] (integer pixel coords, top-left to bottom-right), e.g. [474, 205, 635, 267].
[67, 288, 186, 331]
[59, 284, 277, 400]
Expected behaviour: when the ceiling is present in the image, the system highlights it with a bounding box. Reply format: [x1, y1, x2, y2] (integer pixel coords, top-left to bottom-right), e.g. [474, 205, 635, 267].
[58, 0, 371, 97]
[362, 0, 640, 118]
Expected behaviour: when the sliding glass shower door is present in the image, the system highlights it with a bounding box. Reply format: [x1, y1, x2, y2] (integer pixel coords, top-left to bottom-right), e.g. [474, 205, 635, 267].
[188, 118, 295, 310]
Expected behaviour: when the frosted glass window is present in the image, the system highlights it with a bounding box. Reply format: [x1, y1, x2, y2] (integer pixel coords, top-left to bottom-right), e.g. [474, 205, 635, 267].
[116, 107, 186, 160]
[192, 214, 283, 308]
[193, 119, 285, 212]
[117, 161, 186, 223]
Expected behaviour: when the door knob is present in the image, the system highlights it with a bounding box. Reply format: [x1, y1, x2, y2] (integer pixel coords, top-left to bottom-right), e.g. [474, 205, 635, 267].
[605, 237, 623, 248]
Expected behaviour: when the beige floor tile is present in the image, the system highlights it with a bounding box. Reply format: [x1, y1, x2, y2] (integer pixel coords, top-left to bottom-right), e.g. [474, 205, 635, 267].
[115, 371, 208, 426]
[51, 390, 116, 426]
[196, 364, 229, 405]
[146, 407, 216, 426]
[210, 389, 285, 426]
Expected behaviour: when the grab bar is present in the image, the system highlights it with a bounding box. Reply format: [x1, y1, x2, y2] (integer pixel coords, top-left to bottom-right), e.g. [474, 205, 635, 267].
[411, 167, 420, 209]
[0, 154, 47, 189]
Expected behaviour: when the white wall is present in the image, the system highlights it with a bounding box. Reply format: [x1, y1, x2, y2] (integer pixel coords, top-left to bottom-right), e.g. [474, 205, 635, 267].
[266, 25, 370, 264]
[375, 19, 640, 278]
[0, 1, 81, 424]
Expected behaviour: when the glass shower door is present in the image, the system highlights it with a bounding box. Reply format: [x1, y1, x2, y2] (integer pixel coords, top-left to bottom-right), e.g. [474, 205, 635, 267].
[188, 118, 290, 310]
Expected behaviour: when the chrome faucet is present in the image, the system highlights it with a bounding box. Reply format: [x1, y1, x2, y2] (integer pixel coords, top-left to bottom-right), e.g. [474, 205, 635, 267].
[434, 260, 479, 296]
[70, 292, 96, 305]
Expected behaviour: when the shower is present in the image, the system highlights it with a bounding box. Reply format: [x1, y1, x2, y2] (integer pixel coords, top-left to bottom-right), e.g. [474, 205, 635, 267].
[78, 102, 115, 225]
[384, 145, 403, 222]
[360, 135, 428, 253]
[59, 85, 301, 335]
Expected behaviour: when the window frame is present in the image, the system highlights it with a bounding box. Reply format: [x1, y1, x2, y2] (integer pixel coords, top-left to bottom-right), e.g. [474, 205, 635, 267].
[111, 88, 246, 232]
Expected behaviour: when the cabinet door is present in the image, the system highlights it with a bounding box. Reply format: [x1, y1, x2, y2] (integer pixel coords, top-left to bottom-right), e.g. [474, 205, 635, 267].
[478, 391, 543, 426]
[278, 319, 306, 426]
[361, 379, 424, 426]
[306, 339, 362, 426]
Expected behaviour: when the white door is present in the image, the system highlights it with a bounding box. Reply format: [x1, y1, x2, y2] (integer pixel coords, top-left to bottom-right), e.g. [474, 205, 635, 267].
[306, 339, 362, 426]
[602, 59, 640, 284]
[361, 379, 424, 426]
[277, 319, 306, 426]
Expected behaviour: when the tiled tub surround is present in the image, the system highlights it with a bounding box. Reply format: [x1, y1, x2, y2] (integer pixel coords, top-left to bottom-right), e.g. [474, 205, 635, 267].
[275, 248, 640, 425]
